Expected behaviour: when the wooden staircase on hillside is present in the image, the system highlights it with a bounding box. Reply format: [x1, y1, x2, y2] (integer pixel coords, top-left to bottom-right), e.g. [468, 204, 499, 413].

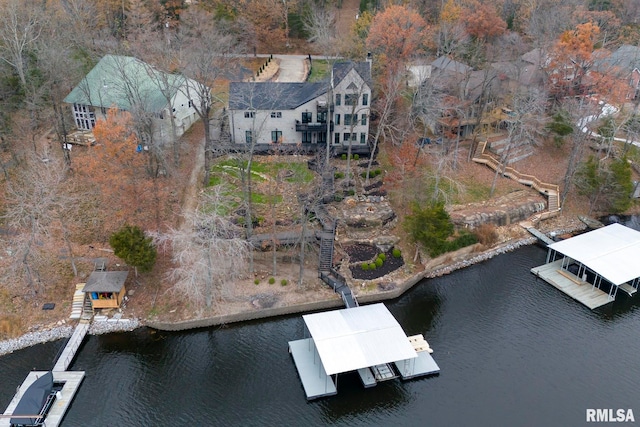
[69, 283, 85, 320]
[472, 140, 561, 225]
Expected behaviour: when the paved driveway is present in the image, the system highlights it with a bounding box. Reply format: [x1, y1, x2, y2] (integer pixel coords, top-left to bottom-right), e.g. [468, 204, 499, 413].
[273, 55, 308, 83]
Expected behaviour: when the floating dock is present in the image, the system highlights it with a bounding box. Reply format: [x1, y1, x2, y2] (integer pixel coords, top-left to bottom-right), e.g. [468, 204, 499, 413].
[531, 260, 612, 309]
[289, 304, 440, 400]
[288, 338, 337, 400]
[0, 371, 85, 427]
[2, 320, 90, 425]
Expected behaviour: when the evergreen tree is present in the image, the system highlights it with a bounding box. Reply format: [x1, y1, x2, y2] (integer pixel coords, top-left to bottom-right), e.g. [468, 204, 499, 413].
[109, 225, 157, 273]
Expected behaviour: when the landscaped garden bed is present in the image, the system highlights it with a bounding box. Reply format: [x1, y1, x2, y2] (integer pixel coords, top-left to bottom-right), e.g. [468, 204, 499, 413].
[345, 245, 404, 280]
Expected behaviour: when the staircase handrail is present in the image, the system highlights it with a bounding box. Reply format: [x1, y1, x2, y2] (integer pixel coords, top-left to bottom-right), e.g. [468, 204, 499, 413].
[473, 141, 559, 194]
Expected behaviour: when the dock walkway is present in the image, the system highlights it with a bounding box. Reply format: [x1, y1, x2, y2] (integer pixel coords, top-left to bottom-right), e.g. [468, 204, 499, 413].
[531, 260, 612, 309]
[3, 321, 90, 427]
[522, 225, 555, 247]
[52, 321, 89, 372]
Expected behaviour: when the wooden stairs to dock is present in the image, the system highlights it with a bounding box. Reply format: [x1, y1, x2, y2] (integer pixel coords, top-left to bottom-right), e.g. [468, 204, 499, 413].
[472, 140, 561, 225]
[69, 283, 85, 320]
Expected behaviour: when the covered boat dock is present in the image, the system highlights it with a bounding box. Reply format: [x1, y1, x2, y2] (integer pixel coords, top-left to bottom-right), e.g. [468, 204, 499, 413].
[531, 223, 640, 309]
[288, 303, 440, 400]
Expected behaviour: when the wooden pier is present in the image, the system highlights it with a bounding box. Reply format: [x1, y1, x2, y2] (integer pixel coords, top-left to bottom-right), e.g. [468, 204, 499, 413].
[523, 225, 555, 247]
[0, 371, 85, 427]
[3, 321, 90, 426]
[531, 260, 612, 309]
[52, 321, 90, 372]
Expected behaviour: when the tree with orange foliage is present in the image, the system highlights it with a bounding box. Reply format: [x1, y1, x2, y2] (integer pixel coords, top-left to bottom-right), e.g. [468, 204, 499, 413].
[75, 109, 158, 238]
[459, 0, 507, 41]
[366, 5, 429, 73]
[547, 22, 601, 99]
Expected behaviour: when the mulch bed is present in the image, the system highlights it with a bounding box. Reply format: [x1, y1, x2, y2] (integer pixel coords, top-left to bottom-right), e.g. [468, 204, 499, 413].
[363, 180, 383, 192]
[343, 243, 378, 262]
[349, 250, 404, 280]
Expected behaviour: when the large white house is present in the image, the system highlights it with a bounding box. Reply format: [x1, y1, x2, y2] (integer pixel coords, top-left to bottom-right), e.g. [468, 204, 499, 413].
[228, 61, 372, 155]
[64, 55, 203, 144]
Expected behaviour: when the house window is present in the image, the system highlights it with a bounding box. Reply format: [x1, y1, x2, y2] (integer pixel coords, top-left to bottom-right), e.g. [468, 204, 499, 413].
[335, 114, 340, 125]
[360, 133, 366, 144]
[318, 132, 326, 143]
[344, 114, 352, 126]
[345, 94, 357, 106]
[271, 130, 282, 143]
[302, 112, 312, 123]
[73, 103, 96, 130]
[244, 111, 255, 118]
[334, 133, 340, 144]
[271, 111, 282, 118]
[189, 99, 194, 108]
[246, 130, 253, 144]
[317, 112, 326, 123]
[361, 114, 367, 125]
[343, 132, 351, 142]
[362, 94, 369, 106]
[302, 132, 312, 143]
[335, 94, 341, 106]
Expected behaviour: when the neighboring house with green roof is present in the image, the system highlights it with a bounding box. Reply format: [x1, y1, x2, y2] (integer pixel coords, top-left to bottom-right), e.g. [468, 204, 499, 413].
[64, 55, 204, 142]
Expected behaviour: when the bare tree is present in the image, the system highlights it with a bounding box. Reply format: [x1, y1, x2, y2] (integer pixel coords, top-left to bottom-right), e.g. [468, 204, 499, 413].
[156, 188, 251, 311]
[3, 154, 81, 295]
[178, 8, 244, 186]
[490, 88, 547, 196]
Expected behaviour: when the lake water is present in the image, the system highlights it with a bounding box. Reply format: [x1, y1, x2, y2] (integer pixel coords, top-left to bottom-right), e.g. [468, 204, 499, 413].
[2, 244, 640, 426]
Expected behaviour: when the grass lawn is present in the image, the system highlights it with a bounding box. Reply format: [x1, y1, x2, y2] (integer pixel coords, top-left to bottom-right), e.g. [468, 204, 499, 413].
[307, 59, 330, 82]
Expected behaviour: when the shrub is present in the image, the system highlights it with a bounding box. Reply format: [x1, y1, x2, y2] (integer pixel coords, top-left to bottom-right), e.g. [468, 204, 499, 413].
[341, 154, 347, 160]
[109, 225, 157, 273]
[361, 263, 369, 271]
[369, 262, 377, 270]
[377, 253, 386, 262]
[392, 248, 402, 258]
[474, 223, 499, 246]
[354, 154, 359, 160]
[254, 278, 260, 285]
[335, 172, 345, 179]
[268, 277, 275, 284]
[281, 279, 288, 286]
[375, 257, 383, 268]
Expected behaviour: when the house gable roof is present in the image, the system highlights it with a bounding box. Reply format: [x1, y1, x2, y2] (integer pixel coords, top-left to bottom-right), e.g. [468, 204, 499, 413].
[229, 82, 327, 110]
[431, 56, 472, 74]
[229, 61, 371, 111]
[63, 55, 186, 113]
[598, 44, 640, 74]
[332, 61, 372, 88]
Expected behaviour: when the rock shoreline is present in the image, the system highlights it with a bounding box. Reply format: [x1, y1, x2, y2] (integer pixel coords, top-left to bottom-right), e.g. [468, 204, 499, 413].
[0, 318, 141, 357]
[0, 222, 584, 357]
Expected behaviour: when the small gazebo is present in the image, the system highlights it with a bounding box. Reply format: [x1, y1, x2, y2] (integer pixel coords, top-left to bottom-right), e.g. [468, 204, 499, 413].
[82, 271, 129, 312]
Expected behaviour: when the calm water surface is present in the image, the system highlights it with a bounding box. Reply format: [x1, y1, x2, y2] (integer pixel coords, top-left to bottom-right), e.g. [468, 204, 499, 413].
[2, 244, 639, 427]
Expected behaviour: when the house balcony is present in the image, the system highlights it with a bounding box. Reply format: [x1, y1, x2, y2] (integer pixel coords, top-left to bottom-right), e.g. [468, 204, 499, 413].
[295, 120, 334, 132]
